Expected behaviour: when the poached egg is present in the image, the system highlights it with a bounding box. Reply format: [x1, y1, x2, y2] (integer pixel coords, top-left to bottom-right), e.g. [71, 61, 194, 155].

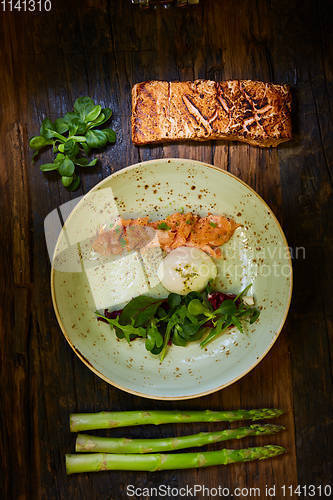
[158, 246, 217, 295]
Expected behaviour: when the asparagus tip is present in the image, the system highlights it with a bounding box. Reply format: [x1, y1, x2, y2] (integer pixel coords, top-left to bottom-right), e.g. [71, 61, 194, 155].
[251, 408, 284, 420]
[259, 445, 286, 459]
[250, 423, 285, 433]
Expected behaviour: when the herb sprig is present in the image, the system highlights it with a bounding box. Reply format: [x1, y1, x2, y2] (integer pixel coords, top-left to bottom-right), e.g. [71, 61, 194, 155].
[29, 97, 116, 190]
[96, 283, 260, 361]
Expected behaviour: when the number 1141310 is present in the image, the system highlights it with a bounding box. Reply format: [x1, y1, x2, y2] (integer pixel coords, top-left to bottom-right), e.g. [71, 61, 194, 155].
[1, 0, 51, 11]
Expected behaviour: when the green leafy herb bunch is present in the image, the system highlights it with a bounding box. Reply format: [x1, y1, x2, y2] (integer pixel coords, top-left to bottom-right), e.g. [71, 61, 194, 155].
[29, 97, 116, 190]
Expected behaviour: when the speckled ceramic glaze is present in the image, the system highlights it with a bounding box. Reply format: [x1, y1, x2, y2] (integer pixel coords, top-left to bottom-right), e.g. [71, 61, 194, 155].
[51, 159, 292, 399]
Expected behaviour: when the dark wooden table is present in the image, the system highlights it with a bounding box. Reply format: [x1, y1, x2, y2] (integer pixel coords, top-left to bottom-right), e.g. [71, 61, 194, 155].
[1, 1, 332, 498]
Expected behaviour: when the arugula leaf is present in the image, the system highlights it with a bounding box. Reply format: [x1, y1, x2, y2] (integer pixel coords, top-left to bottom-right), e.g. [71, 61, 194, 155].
[199, 284, 260, 347]
[96, 314, 146, 343]
[231, 314, 243, 333]
[160, 312, 178, 361]
[114, 321, 146, 343]
[200, 317, 229, 347]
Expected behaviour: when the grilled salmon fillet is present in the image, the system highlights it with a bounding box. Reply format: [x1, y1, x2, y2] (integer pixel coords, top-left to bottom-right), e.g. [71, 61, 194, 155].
[132, 80, 292, 147]
[92, 213, 239, 258]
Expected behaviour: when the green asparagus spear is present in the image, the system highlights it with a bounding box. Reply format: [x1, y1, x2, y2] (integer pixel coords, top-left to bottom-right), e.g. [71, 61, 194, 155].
[66, 445, 285, 474]
[70, 409, 283, 432]
[76, 424, 285, 453]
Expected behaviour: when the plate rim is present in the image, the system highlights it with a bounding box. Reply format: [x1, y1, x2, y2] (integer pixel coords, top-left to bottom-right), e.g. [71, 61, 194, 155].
[50, 158, 293, 400]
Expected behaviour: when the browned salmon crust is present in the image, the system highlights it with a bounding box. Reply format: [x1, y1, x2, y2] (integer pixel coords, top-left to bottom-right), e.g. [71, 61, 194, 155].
[132, 80, 292, 147]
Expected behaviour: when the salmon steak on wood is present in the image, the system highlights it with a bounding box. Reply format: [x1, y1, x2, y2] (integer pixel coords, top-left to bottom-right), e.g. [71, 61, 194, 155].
[131, 80, 292, 147]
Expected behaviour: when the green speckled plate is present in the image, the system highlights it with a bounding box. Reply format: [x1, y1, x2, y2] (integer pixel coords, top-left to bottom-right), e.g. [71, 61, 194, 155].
[51, 159, 292, 400]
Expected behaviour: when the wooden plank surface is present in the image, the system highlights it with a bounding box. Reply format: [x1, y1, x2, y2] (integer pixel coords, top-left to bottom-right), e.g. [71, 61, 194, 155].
[0, 0, 332, 499]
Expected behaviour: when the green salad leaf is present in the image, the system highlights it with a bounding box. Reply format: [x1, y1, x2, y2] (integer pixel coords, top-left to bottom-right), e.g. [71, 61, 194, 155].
[145, 319, 164, 353]
[96, 283, 260, 361]
[119, 296, 165, 327]
[96, 315, 146, 344]
[74, 96, 96, 119]
[29, 96, 116, 190]
[40, 163, 59, 172]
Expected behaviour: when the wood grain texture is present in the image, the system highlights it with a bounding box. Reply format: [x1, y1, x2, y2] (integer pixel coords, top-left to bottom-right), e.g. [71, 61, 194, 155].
[0, 0, 332, 499]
